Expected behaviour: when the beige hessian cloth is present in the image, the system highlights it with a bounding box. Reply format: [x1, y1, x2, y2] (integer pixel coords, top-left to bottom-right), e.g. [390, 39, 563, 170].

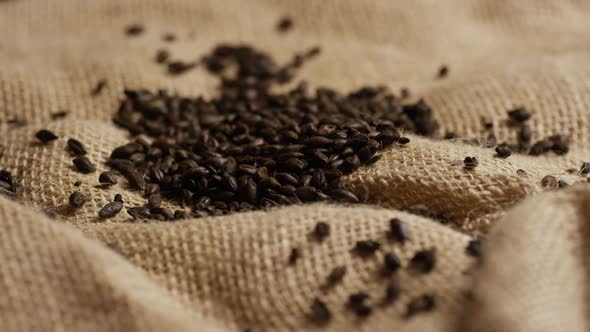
[0, 1, 589, 331]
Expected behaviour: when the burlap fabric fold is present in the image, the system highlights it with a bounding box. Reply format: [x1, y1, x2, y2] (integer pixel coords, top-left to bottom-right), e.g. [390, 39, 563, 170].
[0, 0, 589, 331]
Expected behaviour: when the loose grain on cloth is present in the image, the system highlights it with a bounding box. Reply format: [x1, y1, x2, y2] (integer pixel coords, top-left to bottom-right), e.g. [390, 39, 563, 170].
[0, 0, 589, 331]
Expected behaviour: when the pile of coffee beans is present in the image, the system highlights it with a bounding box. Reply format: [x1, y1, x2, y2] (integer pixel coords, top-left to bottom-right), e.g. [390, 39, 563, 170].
[109, 44, 439, 219]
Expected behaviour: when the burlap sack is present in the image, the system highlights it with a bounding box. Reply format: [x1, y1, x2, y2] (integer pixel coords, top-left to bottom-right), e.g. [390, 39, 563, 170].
[0, 0, 588, 331]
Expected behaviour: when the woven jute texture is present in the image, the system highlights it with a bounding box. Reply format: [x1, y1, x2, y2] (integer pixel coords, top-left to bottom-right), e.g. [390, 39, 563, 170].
[0, 0, 589, 331]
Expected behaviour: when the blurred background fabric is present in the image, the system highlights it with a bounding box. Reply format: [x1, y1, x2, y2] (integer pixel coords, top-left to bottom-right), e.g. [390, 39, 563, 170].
[0, 1, 589, 331]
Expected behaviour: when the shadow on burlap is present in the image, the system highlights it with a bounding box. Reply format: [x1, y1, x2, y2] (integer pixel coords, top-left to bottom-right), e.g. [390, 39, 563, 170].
[0, 0, 589, 331]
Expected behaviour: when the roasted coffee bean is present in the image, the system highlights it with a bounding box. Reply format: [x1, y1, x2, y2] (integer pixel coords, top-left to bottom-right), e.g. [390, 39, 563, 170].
[309, 298, 331, 325]
[114, 193, 124, 203]
[508, 107, 531, 123]
[406, 294, 436, 318]
[68, 191, 86, 208]
[145, 183, 160, 195]
[155, 49, 170, 64]
[313, 221, 330, 241]
[50, 111, 68, 120]
[354, 240, 380, 257]
[288, 247, 300, 265]
[384, 282, 401, 305]
[383, 252, 401, 275]
[109, 44, 441, 217]
[99, 201, 123, 219]
[91, 79, 107, 96]
[277, 16, 293, 32]
[294, 186, 316, 202]
[541, 175, 558, 190]
[127, 206, 150, 219]
[410, 249, 436, 273]
[466, 239, 481, 257]
[463, 156, 478, 170]
[495, 145, 511, 158]
[348, 292, 371, 317]
[330, 189, 359, 203]
[67, 138, 87, 156]
[74, 180, 82, 186]
[151, 207, 174, 220]
[437, 65, 448, 78]
[35, 129, 58, 143]
[162, 33, 176, 42]
[168, 61, 196, 75]
[174, 210, 189, 220]
[389, 218, 410, 243]
[148, 193, 162, 208]
[398, 137, 410, 145]
[516, 169, 528, 177]
[125, 23, 144, 36]
[325, 266, 347, 287]
[126, 171, 146, 190]
[73, 156, 96, 173]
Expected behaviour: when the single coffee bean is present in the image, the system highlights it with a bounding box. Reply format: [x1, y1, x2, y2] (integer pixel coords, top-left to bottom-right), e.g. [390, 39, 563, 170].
[69, 191, 86, 208]
[35, 129, 58, 143]
[325, 266, 346, 287]
[354, 240, 380, 257]
[73, 157, 96, 173]
[67, 138, 87, 156]
[276, 16, 293, 32]
[313, 222, 330, 241]
[406, 294, 436, 318]
[508, 107, 532, 123]
[125, 23, 144, 36]
[99, 171, 118, 186]
[495, 145, 511, 158]
[383, 252, 401, 275]
[288, 247, 300, 265]
[309, 298, 331, 325]
[541, 175, 558, 190]
[463, 156, 478, 170]
[99, 201, 123, 219]
[410, 249, 436, 273]
[389, 218, 410, 243]
[384, 281, 401, 305]
[437, 65, 449, 78]
[466, 239, 481, 257]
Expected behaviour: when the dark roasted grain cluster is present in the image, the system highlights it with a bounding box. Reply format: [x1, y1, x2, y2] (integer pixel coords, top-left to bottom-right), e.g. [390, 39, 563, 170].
[110, 44, 439, 219]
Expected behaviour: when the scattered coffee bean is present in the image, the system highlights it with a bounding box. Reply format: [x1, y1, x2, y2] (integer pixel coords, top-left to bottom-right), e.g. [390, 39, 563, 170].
[43, 207, 59, 219]
[465, 239, 481, 257]
[384, 281, 401, 305]
[463, 156, 478, 170]
[167, 61, 196, 75]
[73, 156, 96, 173]
[325, 266, 347, 287]
[114, 193, 123, 203]
[507, 107, 531, 123]
[288, 247, 300, 265]
[313, 222, 330, 241]
[309, 298, 331, 325]
[127, 206, 150, 219]
[125, 23, 144, 36]
[541, 175, 558, 190]
[68, 191, 86, 208]
[35, 129, 58, 143]
[389, 218, 410, 243]
[398, 137, 411, 145]
[99, 200, 123, 219]
[348, 292, 372, 317]
[406, 294, 436, 318]
[99, 171, 118, 186]
[383, 252, 401, 275]
[437, 65, 449, 78]
[162, 33, 176, 42]
[126, 171, 146, 190]
[91, 79, 107, 96]
[495, 145, 511, 158]
[67, 138, 87, 156]
[74, 180, 82, 186]
[516, 169, 527, 177]
[50, 111, 69, 120]
[354, 240, 380, 257]
[0, 170, 19, 196]
[410, 249, 436, 273]
[148, 193, 162, 209]
[155, 49, 170, 64]
[277, 16, 293, 32]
